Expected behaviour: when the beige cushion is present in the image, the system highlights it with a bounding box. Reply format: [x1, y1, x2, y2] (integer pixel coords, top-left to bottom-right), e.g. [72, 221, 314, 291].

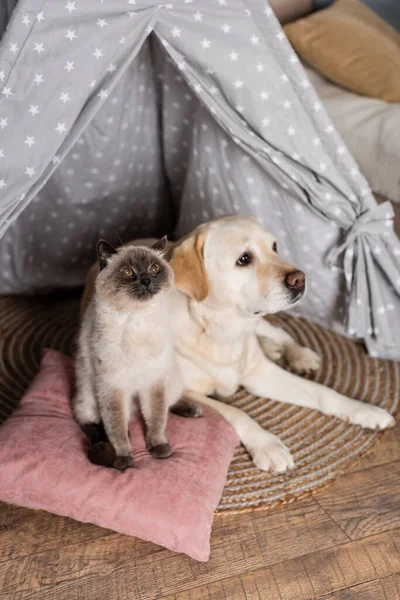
[304, 63, 400, 205]
[285, 0, 400, 103]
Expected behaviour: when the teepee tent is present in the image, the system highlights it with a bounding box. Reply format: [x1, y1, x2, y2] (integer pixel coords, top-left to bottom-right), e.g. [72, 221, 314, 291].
[0, 0, 399, 359]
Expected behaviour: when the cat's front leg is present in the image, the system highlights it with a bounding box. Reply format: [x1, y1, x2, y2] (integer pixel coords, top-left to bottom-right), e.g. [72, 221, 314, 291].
[99, 387, 133, 470]
[140, 383, 172, 458]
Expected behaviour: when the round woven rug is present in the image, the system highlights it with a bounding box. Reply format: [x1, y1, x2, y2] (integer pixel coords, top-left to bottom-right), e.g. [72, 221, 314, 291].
[0, 294, 398, 514]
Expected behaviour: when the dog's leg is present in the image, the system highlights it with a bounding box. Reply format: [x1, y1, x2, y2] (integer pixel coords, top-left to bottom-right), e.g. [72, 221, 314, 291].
[256, 319, 321, 373]
[242, 357, 395, 430]
[183, 390, 294, 473]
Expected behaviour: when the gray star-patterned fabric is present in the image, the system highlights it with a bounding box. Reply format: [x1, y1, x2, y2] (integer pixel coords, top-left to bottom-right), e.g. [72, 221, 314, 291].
[0, 0, 399, 359]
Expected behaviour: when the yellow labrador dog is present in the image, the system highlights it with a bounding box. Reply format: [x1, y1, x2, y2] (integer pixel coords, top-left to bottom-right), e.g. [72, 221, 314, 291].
[82, 215, 395, 473]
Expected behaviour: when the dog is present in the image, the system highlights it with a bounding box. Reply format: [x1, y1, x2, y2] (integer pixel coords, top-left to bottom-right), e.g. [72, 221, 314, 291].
[81, 215, 395, 473]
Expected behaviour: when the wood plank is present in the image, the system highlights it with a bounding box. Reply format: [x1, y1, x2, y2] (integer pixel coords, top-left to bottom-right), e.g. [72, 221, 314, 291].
[323, 574, 400, 600]
[347, 427, 400, 473]
[314, 462, 400, 540]
[0, 503, 113, 564]
[0, 497, 347, 600]
[161, 531, 400, 600]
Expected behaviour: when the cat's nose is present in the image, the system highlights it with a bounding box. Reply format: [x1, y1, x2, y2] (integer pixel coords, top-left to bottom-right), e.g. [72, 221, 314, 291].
[139, 274, 152, 289]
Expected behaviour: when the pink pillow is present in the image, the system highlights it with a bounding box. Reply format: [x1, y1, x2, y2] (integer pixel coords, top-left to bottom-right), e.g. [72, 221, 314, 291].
[0, 350, 238, 562]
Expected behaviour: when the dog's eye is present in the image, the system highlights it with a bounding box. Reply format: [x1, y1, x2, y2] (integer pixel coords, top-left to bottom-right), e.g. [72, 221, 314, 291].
[236, 252, 252, 267]
[120, 266, 133, 277]
[272, 242, 278, 253]
[149, 263, 160, 275]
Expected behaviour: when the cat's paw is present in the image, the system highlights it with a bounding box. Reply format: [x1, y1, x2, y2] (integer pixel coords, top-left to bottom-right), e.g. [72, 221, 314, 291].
[348, 404, 396, 430]
[113, 455, 133, 470]
[149, 443, 173, 459]
[170, 399, 203, 418]
[285, 344, 321, 374]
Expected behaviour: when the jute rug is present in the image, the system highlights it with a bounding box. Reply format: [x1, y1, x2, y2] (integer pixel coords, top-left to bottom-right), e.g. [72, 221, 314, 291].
[0, 294, 398, 514]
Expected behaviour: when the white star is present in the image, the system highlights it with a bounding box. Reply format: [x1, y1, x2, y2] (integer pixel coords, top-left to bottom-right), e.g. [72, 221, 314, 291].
[250, 35, 259, 45]
[0, 149, 4, 158]
[236, 105, 244, 113]
[194, 12, 203, 21]
[0, 118, 8, 129]
[22, 14, 31, 26]
[289, 54, 298, 64]
[0, 179, 6, 189]
[171, 27, 181, 37]
[276, 31, 285, 41]
[52, 155, 61, 165]
[374, 246, 382, 255]
[287, 126, 296, 136]
[377, 305, 386, 315]
[127, 0, 136, 3]
[37, 12, 45, 22]
[387, 303, 395, 311]
[97, 18, 108, 28]
[107, 63, 117, 73]
[119, 37, 127, 44]
[65, 61, 74, 72]
[221, 23, 231, 33]
[260, 91, 268, 100]
[350, 167, 359, 177]
[319, 162, 327, 171]
[229, 50, 238, 61]
[89, 79, 96, 89]
[0, 70, 5, 82]
[209, 86, 218, 95]
[1, 87, 13, 97]
[34, 73, 44, 84]
[201, 38, 211, 49]
[55, 122, 67, 134]
[337, 145, 345, 155]
[292, 152, 300, 161]
[256, 62, 264, 72]
[93, 48, 103, 59]
[60, 92, 71, 103]
[313, 137, 321, 147]
[217, 0, 226, 4]
[283, 100, 292, 109]
[281, 74, 289, 83]
[233, 79, 243, 89]
[165, 3, 173, 8]
[65, 29, 77, 41]
[98, 89, 109, 100]
[194, 83, 202, 93]
[262, 118, 270, 127]
[24, 136, 36, 147]
[65, 2, 76, 13]
[325, 124, 334, 134]
[33, 42, 45, 54]
[301, 78, 310, 89]
[25, 166, 36, 177]
[9, 43, 19, 54]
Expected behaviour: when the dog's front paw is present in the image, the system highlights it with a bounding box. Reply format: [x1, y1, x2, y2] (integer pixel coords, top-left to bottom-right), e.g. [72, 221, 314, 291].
[349, 404, 395, 430]
[259, 338, 284, 363]
[285, 344, 321, 374]
[248, 431, 294, 474]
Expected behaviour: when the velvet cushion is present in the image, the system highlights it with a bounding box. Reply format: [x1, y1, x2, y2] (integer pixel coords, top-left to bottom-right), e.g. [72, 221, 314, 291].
[0, 350, 239, 562]
[284, 0, 400, 103]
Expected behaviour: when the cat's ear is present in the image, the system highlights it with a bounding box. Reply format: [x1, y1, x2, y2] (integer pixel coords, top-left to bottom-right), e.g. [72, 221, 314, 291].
[151, 236, 168, 254]
[96, 240, 117, 271]
[169, 231, 208, 302]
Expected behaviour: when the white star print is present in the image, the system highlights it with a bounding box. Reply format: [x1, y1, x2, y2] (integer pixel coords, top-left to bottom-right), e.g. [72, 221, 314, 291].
[107, 63, 117, 73]
[34, 73, 44, 84]
[0, 71, 4, 82]
[65, 61, 74, 72]
[233, 79, 243, 89]
[37, 12, 45, 22]
[301, 78, 310, 89]
[97, 18, 108, 28]
[256, 63, 264, 72]
[260, 91, 268, 100]
[201, 38, 211, 49]
[34, 42, 45, 54]
[65, 29, 77, 41]
[60, 92, 71, 103]
[0, 179, 6, 189]
[292, 152, 300, 161]
[221, 23, 231, 33]
[229, 51, 238, 61]
[262, 118, 270, 127]
[65, 1, 76, 13]
[127, 0, 136, 4]
[236, 105, 244, 113]
[337, 146, 345, 155]
[119, 37, 126, 44]
[283, 100, 292, 109]
[0, 118, 8, 129]
[377, 306, 386, 315]
[52, 155, 61, 165]
[56, 122, 67, 134]
[22, 14, 31, 26]
[217, 0, 226, 4]
[98, 89, 109, 100]
[1, 87, 13, 97]
[9, 43, 19, 55]
[24, 136, 35, 147]
[287, 127, 296, 136]
[0, 149, 4, 158]
[276, 32, 285, 41]
[194, 12, 203, 21]
[281, 74, 289, 83]
[289, 54, 298, 64]
[319, 162, 327, 171]
[89, 79, 96, 89]
[93, 48, 103, 59]
[25, 167, 36, 177]
[165, 4, 173, 9]
[313, 137, 321, 147]
[250, 35, 259, 45]
[386, 303, 395, 311]
[171, 27, 181, 37]
[209, 86, 218, 95]
[325, 124, 334, 134]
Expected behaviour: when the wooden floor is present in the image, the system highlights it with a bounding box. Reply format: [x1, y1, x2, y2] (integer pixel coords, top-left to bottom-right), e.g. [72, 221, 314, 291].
[1, 425, 399, 600]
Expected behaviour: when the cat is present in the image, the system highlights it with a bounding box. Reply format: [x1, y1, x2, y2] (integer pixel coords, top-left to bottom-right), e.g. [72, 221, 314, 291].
[72, 236, 202, 470]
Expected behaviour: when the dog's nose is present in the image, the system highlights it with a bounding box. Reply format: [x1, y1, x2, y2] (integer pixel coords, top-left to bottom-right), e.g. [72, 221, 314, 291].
[285, 270, 305, 291]
[139, 274, 152, 289]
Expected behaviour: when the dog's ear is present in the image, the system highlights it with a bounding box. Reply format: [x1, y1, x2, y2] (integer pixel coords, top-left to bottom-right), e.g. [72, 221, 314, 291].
[96, 240, 117, 271]
[169, 231, 209, 302]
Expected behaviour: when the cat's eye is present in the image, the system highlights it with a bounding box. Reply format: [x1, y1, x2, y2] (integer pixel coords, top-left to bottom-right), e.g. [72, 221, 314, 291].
[149, 263, 160, 275]
[272, 242, 278, 253]
[236, 252, 252, 267]
[120, 266, 133, 277]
